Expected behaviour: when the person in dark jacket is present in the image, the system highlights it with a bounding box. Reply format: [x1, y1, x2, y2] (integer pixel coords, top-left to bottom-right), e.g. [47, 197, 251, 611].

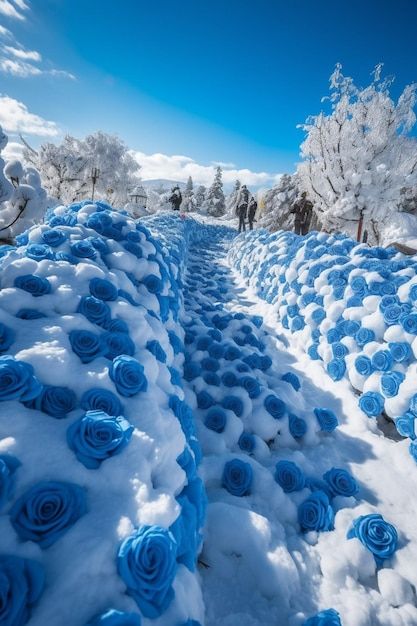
[248, 196, 257, 230]
[236, 184, 249, 233]
[169, 186, 182, 211]
[291, 192, 313, 235]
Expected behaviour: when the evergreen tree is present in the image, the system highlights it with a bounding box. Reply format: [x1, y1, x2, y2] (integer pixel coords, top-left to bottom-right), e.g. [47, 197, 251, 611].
[204, 166, 226, 217]
[226, 179, 241, 218]
[181, 176, 195, 212]
[195, 185, 206, 211]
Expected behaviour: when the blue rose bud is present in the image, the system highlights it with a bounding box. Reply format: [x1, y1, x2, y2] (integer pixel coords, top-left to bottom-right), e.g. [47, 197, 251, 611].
[25, 385, 77, 418]
[71, 240, 97, 259]
[78, 296, 112, 329]
[10, 480, 87, 548]
[238, 432, 256, 454]
[117, 525, 177, 618]
[389, 342, 411, 363]
[0, 322, 15, 353]
[89, 277, 118, 301]
[380, 370, 405, 398]
[289, 413, 307, 439]
[359, 391, 384, 417]
[347, 513, 398, 565]
[0, 356, 42, 402]
[371, 350, 393, 372]
[69, 330, 105, 364]
[221, 395, 244, 417]
[323, 467, 359, 498]
[395, 412, 416, 439]
[14, 274, 51, 297]
[0, 555, 45, 625]
[204, 407, 227, 433]
[281, 372, 301, 391]
[41, 228, 67, 248]
[314, 408, 339, 432]
[103, 332, 135, 360]
[264, 394, 286, 419]
[354, 355, 374, 376]
[222, 459, 253, 496]
[327, 358, 346, 381]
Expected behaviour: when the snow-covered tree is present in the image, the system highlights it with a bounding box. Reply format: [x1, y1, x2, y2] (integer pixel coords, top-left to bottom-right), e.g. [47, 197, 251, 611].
[226, 179, 241, 218]
[194, 185, 206, 212]
[181, 176, 196, 212]
[298, 64, 417, 244]
[260, 174, 300, 231]
[203, 166, 226, 217]
[24, 131, 140, 207]
[0, 125, 47, 241]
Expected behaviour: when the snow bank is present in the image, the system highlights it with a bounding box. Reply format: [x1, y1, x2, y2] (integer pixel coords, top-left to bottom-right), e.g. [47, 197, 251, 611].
[0, 204, 205, 625]
[229, 229, 417, 460]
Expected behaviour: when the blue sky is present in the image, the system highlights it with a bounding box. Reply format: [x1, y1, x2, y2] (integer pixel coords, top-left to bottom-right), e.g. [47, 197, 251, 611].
[1, 0, 417, 185]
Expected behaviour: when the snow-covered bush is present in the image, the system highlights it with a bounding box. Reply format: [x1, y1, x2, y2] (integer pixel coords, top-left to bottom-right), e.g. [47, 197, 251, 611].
[194, 185, 206, 212]
[260, 173, 300, 232]
[24, 131, 140, 207]
[225, 179, 241, 219]
[229, 227, 417, 462]
[0, 204, 205, 624]
[0, 125, 48, 241]
[298, 64, 417, 244]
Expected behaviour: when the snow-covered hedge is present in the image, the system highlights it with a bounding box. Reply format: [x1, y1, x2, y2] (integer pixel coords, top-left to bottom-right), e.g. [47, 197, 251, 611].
[0, 204, 205, 625]
[229, 229, 417, 460]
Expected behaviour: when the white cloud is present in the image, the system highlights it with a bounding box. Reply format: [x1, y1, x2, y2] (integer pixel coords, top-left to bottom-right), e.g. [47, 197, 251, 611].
[0, 57, 41, 76]
[0, 95, 59, 136]
[3, 44, 41, 61]
[211, 160, 236, 168]
[0, 0, 28, 20]
[134, 150, 281, 188]
[2, 139, 25, 160]
[0, 25, 14, 39]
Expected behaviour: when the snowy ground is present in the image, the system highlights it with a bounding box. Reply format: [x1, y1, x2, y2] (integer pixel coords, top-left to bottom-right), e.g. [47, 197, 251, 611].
[180, 224, 417, 626]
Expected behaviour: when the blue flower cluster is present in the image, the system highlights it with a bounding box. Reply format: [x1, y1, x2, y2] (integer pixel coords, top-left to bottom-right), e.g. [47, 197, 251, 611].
[229, 228, 417, 461]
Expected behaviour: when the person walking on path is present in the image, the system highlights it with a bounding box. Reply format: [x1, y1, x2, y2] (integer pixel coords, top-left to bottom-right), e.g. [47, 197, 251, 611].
[248, 196, 257, 230]
[236, 184, 249, 233]
[169, 186, 182, 211]
[291, 192, 313, 235]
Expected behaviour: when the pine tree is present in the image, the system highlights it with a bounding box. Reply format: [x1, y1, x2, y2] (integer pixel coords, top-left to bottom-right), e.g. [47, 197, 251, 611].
[204, 166, 226, 217]
[226, 179, 241, 218]
[195, 185, 206, 211]
[181, 176, 195, 212]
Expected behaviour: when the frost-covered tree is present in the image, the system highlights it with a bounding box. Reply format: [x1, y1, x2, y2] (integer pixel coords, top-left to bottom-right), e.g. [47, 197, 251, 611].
[0, 125, 47, 241]
[181, 176, 196, 212]
[203, 166, 226, 217]
[260, 174, 300, 232]
[24, 131, 140, 207]
[194, 185, 206, 211]
[226, 179, 241, 218]
[298, 64, 417, 244]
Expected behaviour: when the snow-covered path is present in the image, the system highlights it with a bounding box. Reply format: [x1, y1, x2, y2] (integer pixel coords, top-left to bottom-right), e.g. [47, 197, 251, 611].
[180, 226, 417, 626]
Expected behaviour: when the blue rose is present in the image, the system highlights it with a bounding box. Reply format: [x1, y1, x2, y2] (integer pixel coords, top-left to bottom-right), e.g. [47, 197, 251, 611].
[80, 388, 123, 416]
[401, 313, 417, 335]
[308, 345, 321, 360]
[323, 467, 359, 498]
[281, 372, 301, 391]
[168, 331, 184, 355]
[331, 342, 348, 360]
[238, 432, 256, 454]
[264, 394, 286, 419]
[354, 355, 373, 376]
[25, 243, 53, 262]
[223, 345, 242, 361]
[196, 391, 214, 410]
[204, 407, 227, 433]
[117, 525, 177, 618]
[169, 494, 198, 572]
[86, 608, 141, 625]
[0, 322, 15, 353]
[395, 412, 416, 439]
[0, 454, 21, 510]
[203, 372, 221, 386]
[67, 410, 134, 469]
[89, 278, 118, 301]
[289, 413, 307, 439]
[78, 296, 111, 329]
[71, 240, 97, 259]
[124, 242, 143, 258]
[69, 330, 105, 363]
[146, 340, 167, 363]
[311, 308, 325, 324]
[380, 371, 405, 398]
[314, 408, 339, 432]
[16, 309, 47, 320]
[221, 371, 238, 388]
[102, 332, 135, 360]
[143, 274, 163, 294]
[303, 608, 341, 625]
[25, 385, 77, 418]
[371, 350, 393, 372]
[41, 228, 67, 248]
[291, 315, 305, 332]
[327, 358, 346, 381]
[275, 460, 305, 492]
[14, 275, 51, 297]
[108, 319, 130, 335]
[10, 480, 87, 548]
[0, 356, 42, 402]
[0, 555, 45, 625]
[347, 513, 398, 565]
[184, 361, 201, 382]
[239, 375, 261, 398]
[222, 459, 253, 496]
[195, 335, 212, 351]
[383, 304, 402, 326]
[389, 342, 411, 363]
[359, 392, 384, 417]
[109, 355, 147, 397]
[221, 395, 244, 417]
[298, 491, 334, 532]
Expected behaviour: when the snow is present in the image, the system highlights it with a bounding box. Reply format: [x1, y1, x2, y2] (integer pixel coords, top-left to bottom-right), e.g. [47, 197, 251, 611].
[1, 208, 417, 626]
